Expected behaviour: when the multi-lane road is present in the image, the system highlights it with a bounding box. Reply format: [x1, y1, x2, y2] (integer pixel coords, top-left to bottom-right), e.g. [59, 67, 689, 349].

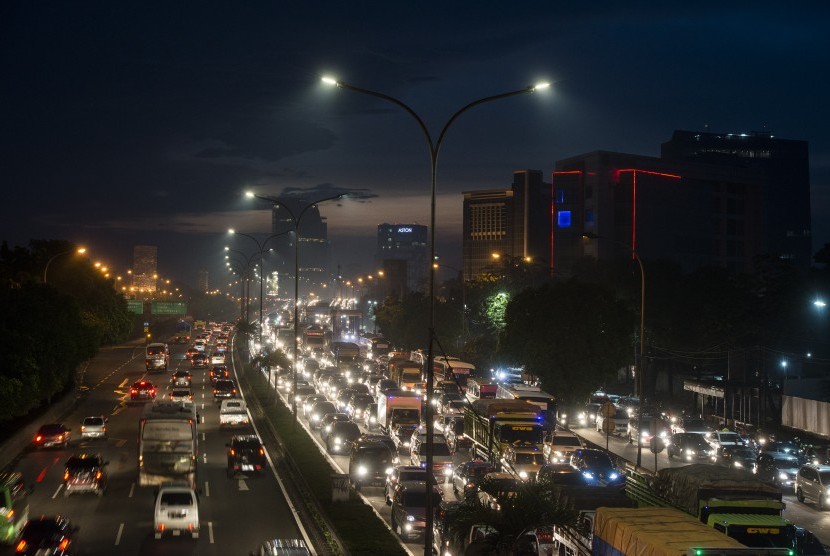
[2, 339, 306, 556]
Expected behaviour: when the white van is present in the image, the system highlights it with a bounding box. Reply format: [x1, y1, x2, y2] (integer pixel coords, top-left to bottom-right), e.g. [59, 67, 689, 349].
[154, 483, 199, 539]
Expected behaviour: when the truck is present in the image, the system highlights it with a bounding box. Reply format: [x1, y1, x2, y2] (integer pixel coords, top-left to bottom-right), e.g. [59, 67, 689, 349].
[550, 486, 636, 556]
[389, 360, 422, 391]
[377, 390, 421, 433]
[433, 356, 475, 390]
[145, 342, 169, 372]
[463, 399, 545, 463]
[138, 401, 198, 487]
[219, 399, 249, 427]
[331, 341, 361, 370]
[591, 507, 790, 556]
[648, 464, 797, 550]
[302, 325, 328, 354]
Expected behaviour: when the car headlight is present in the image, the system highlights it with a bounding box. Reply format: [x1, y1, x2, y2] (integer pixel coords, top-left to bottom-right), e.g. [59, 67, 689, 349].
[369, 416, 376, 423]
[609, 472, 619, 481]
[779, 472, 788, 481]
[444, 467, 453, 476]
[734, 461, 743, 468]
[685, 449, 696, 456]
[312, 414, 320, 421]
[385, 467, 394, 475]
[357, 465, 367, 476]
[295, 395, 302, 402]
[334, 437, 342, 444]
[519, 471, 528, 479]
[589, 413, 596, 420]
[659, 431, 668, 438]
[406, 515, 416, 522]
[582, 471, 594, 480]
[325, 425, 332, 432]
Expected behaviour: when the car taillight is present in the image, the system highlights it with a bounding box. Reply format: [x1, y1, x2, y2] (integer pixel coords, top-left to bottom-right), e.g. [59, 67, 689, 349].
[64, 471, 69, 480]
[229, 449, 235, 456]
[131, 389, 137, 394]
[259, 448, 265, 455]
[96, 471, 102, 479]
[15, 539, 27, 552]
[81, 426, 86, 432]
[35, 435, 43, 442]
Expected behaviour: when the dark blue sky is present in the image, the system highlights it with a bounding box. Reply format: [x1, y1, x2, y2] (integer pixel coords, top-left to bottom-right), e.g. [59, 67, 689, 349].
[2, 2, 829, 288]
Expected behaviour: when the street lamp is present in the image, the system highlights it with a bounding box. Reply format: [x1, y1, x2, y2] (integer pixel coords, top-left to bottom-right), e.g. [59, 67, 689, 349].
[43, 247, 86, 284]
[245, 191, 348, 425]
[228, 229, 291, 351]
[583, 232, 646, 467]
[323, 75, 549, 554]
[225, 247, 261, 322]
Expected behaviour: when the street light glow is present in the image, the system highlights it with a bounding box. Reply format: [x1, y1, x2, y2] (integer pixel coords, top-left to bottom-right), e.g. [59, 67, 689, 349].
[815, 299, 827, 308]
[532, 81, 551, 91]
[321, 76, 338, 86]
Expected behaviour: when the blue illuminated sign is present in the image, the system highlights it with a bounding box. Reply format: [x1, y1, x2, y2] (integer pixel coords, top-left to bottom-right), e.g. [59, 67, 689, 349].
[557, 211, 572, 228]
[397, 227, 413, 233]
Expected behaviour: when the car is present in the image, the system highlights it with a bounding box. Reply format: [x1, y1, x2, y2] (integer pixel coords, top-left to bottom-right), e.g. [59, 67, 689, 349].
[210, 365, 230, 383]
[169, 388, 194, 403]
[385, 465, 428, 504]
[667, 432, 714, 461]
[63, 453, 108, 496]
[292, 384, 317, 405]
[171, 370, 192, 387]
[364, 402, 379, 429]
[327, 421, 362, 454]
[390, 480, 443, 541]
[795, 526, 828, 556]
[669, 416, 712, 436]
[444, 418, 471, 454]
[537, 463, 588, 486]
[154, 483, 200, 539]
[544, 430, 583, 463]
[349, 441, 396, 490]
[574, 403, 601, 428]
[595, 406, 630, 436]
[254, 539, 312, 556]
[80, 416, 107, 439]
[320, 413, 351, 442]
[374, 378, 399, 398]
[452, 460, 495, 499]
[796, 464, 830, 510]
[712, 445, 758, 470]
[210, 351, 226, 365]
[442, 399, 466, 415]
[193, 340, 206, 352]
[130, 380, 157, 401]
[336, 388, 358, 412]
[303, 394, 328, 418]
[355, 433, 399, 460]
[626, 412, 670, 444]
[762, 441, 807, 464]
[756, 452, 800, 488]
[191, 352, 209, 368]
[346, 393, 375, 420]
[227, 435, 267, 477]
[309, 401, 337, 429]
[477, 472, 520, 511]
[391, 423, 418, 449]
[411, 439, 453, 482]
[185, 347, 199, 359]
[33, 423, 71, 449]
[213, 379, 238, 400]
[569, 448, 625, 488]
[708, 429, 745, 450]
[502, 445, 545, 482]
[14, 516, 78, 555]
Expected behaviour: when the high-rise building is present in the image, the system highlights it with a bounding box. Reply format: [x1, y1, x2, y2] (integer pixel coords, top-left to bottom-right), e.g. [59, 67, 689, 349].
[267, 198, 330, 297]
[551, 130, 811, 276]
[132, 245, 158, 295]
[376, 223, 427, 291]
[462, 170, 552, 280]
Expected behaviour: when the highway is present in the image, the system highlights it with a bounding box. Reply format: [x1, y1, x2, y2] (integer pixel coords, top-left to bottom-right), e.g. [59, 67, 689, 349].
[2, 339, 306, 556]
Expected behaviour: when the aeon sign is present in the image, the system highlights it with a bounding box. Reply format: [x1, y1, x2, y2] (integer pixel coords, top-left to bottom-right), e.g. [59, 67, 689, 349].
[397, 227, 413, 233]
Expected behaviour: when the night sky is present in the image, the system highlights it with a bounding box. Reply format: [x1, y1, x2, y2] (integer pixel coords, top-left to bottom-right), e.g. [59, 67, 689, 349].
[3, 2, 829, 289]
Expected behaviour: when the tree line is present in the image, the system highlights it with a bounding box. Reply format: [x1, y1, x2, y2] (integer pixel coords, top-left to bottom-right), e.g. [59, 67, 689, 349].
[0, 239, 134, 423]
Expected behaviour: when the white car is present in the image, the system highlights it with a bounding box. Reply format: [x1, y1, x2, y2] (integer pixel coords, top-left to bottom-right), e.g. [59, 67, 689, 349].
[210, 352, 226, 365]
[154, 483, 199, 539]
[193, 341, 206, 352]
[80, 416, 107, 439]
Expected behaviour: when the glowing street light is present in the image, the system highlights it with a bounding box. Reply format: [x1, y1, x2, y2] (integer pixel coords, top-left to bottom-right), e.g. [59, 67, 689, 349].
[43, 246, 87, 284]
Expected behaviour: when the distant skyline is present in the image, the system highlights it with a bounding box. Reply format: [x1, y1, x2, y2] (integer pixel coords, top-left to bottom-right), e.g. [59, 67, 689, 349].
[3, 2, 829, 289]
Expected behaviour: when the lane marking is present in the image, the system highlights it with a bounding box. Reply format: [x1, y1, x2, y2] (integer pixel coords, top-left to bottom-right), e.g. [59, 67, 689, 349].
[51, 484, 63, 499]
[114, 438, 127, 448]
[201, 433, 206, 441]
[204, 481, 210, 497]
[128, 483, 135, 498]
[203, 453, 207, 464]
[115, 523, 124, 545]
[238, 479, 249, 491]
[118, 378, 128, 388]
[208, 521, 214, 544]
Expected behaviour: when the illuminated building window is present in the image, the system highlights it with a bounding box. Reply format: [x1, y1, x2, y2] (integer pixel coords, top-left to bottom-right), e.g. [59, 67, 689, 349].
[557, 211, 572, 228]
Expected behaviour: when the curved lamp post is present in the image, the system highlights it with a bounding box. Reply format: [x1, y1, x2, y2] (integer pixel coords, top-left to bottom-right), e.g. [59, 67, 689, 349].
[322, 76, 550, 554]
[43, 247, 86, 284]
[225, 248, 262, 323]
[244, 192, 347, 426]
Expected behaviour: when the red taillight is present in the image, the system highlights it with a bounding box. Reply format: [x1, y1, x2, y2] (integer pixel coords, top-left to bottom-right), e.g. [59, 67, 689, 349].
[35, 435, 43, 442]
[259, 448, 265, 456]
[15, 539, 27, 552]
[58, 538, 70, 550]
[96, 471, 102, 479]
[130, 389, 137, 394]
[229, 449, 235, 456]
[64, 471, 69, 480]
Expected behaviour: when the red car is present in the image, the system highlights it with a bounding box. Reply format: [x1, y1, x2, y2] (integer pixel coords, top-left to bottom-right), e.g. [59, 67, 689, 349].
[130, 380, 156, 401]
[33, 424, 71, 449]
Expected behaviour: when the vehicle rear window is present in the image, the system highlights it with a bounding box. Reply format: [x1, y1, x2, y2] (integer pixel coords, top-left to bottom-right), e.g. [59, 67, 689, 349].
[84, 417, 104, 426]
[555, 436, 582, 447]
[66, 457, 99, 469]
[160, 492, 194, 505]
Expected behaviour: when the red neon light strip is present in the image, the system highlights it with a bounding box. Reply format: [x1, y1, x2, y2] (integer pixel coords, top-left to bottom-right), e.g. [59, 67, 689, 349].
[632, 171, 637, 256]
[617, 169, 681, 179]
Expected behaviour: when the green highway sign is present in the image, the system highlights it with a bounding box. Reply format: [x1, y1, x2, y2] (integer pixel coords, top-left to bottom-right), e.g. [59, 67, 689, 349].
[126, 300, 144, 314]
[150, 301, 187, 315]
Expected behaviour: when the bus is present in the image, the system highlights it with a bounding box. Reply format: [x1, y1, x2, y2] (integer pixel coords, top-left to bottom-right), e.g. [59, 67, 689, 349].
[0, 472, 28, 545]
[302, 325, 328, 354]
[331, 341, 361, 370]
[433, 357, 476, 390]
[369, 337, 391, 359]
[139, 401, 198, 487]
[496, 384, 558, 430]
[466, 378, 498, 403]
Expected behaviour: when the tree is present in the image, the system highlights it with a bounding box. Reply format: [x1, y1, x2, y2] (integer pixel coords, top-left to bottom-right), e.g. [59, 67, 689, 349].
[498, 280, 634, 405]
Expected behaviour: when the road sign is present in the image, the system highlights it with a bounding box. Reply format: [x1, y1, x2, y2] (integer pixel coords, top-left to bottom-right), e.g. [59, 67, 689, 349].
[600, 402, 617, 419]
[602, 419, 616, 434]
